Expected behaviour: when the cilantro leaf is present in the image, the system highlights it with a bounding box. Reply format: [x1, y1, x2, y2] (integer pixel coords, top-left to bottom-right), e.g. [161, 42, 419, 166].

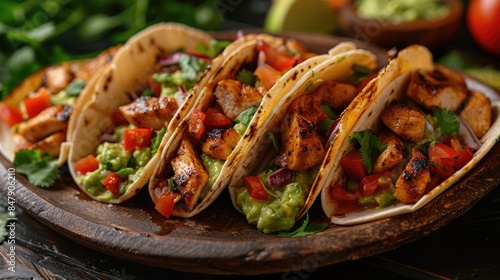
[434, 107, 459, 137]
[234, 107, 257, 126]
[65, 79, 86, 96]
[179, 54, 206, 81]
[278, 213, 328, 237]
[236, 68, 256, 86]
[195, 40, 231, 58]
[13, 149, 60, 188]
[151, 128, 167, 155]
[348, 130, 387, 174]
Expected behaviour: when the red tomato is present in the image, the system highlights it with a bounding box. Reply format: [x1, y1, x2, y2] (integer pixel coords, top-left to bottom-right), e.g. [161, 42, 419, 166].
[450, 138, 474, 169]
[101, 172, 121, 196]
[111, 109, 129, 126]
[257, 40, 296, 72]
[0, 103, 24, 126]
[254, 64, 282, 91]
[244, 176, 268, 201]
[204, 107, 233, 128]
[428, 143, 460, 159]
[467, 0, 500, 55]
[359, 171, 392, 196]
[155, 193, 179, 218]
[75, 155, 100, 175]
[429, 155, 456, 180]
[147, 75, 162, 96]
[188, 109, 206, 140]
[123, 128, 153, 152]
[331, 185, 360, 201]
[339, 150, 368, 182]
[24, 87, 52, 119]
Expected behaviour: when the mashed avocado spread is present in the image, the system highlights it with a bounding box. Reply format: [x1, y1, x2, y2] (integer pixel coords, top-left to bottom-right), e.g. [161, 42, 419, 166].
[355, 0, 449, 23]
[236, 167, 318, 234]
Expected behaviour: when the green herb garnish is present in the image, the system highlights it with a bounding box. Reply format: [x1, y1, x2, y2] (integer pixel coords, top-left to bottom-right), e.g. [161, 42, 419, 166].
[234, 107, 257, 126]
[278, 213, 328, 237]
[65, 79, 86, 96]
[151, 128, 167, 155]
[237, 68, 256, 86]
[434, 107, 459, 137]
[348, 129, 387, 174]
[13, 149, 60, 188]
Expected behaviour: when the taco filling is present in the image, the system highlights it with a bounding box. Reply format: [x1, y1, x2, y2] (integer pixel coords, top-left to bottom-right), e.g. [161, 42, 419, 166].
[74, 49, 215, 201]
[151, 39, 316, 218]
[331, 65, 492, 215]
[236, 65, 376, 234]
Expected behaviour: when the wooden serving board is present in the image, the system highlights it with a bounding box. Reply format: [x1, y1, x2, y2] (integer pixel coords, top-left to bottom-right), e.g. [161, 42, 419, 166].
[0, 31, 498, 275]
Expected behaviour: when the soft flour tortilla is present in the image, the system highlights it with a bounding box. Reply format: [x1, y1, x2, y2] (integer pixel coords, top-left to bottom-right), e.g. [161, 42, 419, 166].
[68, 22, 218, 203]
[320, 45, 500, 225]
[0, 46, 119, 166]
[226, 46, 379, 222]
[147, 36, 353, 218]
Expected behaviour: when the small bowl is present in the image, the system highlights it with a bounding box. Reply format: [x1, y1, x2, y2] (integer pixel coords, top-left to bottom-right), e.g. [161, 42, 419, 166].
[338, 0, 463, 52]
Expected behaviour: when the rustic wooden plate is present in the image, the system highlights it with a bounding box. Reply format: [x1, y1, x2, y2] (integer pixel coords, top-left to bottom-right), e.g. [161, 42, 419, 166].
[0, 31, 499, 275]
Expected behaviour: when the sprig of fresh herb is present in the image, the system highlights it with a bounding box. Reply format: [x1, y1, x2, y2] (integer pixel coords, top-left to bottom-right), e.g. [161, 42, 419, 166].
[234, 107, 257, 126]
[434, 107, 459, 137]
[13, 149, 60, 188]
[278, 213, 328, 237]
[236, 68, 256, 86]
[348, 129, 387, 174]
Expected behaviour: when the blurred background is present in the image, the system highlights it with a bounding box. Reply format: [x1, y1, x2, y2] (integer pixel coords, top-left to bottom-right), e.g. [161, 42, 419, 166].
[0, 0, 498, 99]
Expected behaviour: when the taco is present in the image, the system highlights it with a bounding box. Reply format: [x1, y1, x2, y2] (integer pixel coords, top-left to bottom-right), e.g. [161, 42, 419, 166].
[67, 22, 231, 203]
[0, 46, 120, 169]
[320, 45, 500, 225]
[224, 46, 379, 234]
[147, 33, 336, 219]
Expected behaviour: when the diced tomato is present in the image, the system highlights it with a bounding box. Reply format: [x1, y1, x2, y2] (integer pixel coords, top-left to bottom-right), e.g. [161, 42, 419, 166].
[254, 64, 282, 91]
[123, 128, 153, 152]
[244, 176, 268, 201]
[339, 150, 368, 182]
[75, 155, 100, 175]
[155, 193, 179, 218]
[111, 109, 129, 126]
[257, 40, 296, 72]
[428, 143, 460, 159]
[24, 87, 52, 119]
[204, 107, 233, 128]
[359, 171, 392, 196]
[0, 103, 24, 126]
[450, 137, 474, 170]
[331, 185, 360, 201]
[188, 109, 206, 140]
[147, 75, 162, 96]
[428, 143, 459, 180]
[101, 172, 121, 196]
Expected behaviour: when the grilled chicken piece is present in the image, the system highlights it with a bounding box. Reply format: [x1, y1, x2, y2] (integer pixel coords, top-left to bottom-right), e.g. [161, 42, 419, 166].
[119, 96, 178, 130]
[213, 79, 263, 119]
[75, 46, 119, 81]
[17, 105, 72, 143]
[406, 65, 468, 111]
[380, 102, 425, 142]
[459, 90, 491, 138]
[373, 130, 405, 173]
[312, 80, 358, 110]
[201, 128, 241, 160]
[28, 132, 66, 157]
[394, 147, 430, 203]
[275, 95, 326, 170]
[171, 138, 209, 210]
[43, 63, 74, 94]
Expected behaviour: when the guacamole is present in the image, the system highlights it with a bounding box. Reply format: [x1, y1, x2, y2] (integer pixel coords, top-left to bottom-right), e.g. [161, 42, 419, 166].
[354, 0, 449, 23]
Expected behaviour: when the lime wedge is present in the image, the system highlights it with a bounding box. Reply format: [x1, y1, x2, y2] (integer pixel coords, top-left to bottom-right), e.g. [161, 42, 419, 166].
[264, 0, 337, 33]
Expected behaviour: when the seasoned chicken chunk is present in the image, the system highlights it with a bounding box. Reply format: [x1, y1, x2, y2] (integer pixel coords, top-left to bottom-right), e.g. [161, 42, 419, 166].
[119, 96, 178, 130]
[171, 138, 209, 210]
[28, 132, 66, 157]
[213, 79, 263, 119]
[312, 80, 358, 110]
[373, 130, 405, 173]
[459, 90, 491, 138]
[201, 128, 241, 160]
[394, 147, 430, 203]
[406, 65, 468, 111]
[275, 95, 326, 170]
[17, 105, 72, 143]
[380, 102, 425, 142]
[43, 63, 74, 94]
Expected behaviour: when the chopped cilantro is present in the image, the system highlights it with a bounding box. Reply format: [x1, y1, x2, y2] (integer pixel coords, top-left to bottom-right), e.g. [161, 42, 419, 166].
[13, 149, 60, 188]
[151, 128, 167, 155]
[236, 68, 256, 86]
[348, 129, 387, 174]
[278, 213, 328, 237]
[434, 107, 459, 137]
[179, 54, 206, 81]
[347, 64, 373, 84]
[234, 107, 257, 126]
[65, 79, 86, 96]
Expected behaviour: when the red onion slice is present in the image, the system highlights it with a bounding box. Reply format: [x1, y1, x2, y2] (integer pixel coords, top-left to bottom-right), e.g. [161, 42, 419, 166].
[158, 52, 184, 66]
[267, 168, 293, 188]
[175, 85, 188, 106]
[324, 118, 340, 147]
[458, 116, 481, 151]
